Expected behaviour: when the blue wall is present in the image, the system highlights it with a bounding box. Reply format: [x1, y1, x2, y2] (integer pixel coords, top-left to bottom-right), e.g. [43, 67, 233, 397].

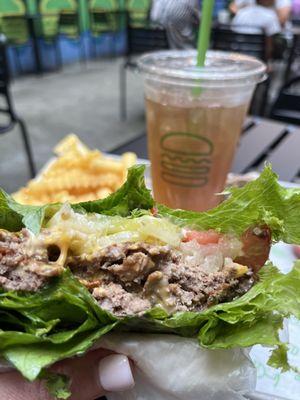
[199, 0, 229, 17]
[8, 31, 126, 75]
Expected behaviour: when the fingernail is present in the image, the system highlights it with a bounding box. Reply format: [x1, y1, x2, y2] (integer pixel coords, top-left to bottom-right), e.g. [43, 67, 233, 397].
[99, 354, 135, 392]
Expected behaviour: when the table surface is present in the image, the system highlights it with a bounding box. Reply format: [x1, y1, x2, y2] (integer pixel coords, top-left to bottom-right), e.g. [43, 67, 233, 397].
[112, 116, 300, 183]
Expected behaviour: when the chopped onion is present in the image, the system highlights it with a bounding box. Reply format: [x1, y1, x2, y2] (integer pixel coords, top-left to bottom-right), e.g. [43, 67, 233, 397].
[45, 205, 182, 255]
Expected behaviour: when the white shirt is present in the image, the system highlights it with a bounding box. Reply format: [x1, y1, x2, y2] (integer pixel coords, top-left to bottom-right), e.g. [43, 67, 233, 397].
[234, 0, 291, 9]
[150, 0, 199, 48]
[232, 4, 281, 36]
[150, 0, 199, 25]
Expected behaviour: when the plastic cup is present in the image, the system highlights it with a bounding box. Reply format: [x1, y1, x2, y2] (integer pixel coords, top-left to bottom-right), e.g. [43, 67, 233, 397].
[138, 50, 266, 211]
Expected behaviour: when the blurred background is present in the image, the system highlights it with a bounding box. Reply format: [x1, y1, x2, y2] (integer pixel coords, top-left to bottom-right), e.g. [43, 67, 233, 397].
[0, 0, 300, 193]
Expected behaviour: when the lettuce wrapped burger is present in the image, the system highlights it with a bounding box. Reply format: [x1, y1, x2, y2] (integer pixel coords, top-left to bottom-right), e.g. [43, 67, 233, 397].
[0, 165, 299, 398]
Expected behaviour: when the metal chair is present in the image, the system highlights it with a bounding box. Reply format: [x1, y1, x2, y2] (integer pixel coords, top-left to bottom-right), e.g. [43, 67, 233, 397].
[89, 0, 122, 57]
[212, 24, 268, 60]
[37, 13, 62, 70]
[37, 0, 62, 70]
[120, 15, 169, 120]
[269, 76, 300, 125]
[0, 35, 36, 178]
[0, 14, 31, 74]
[59, 10, 86, 63]
[211, 24, 270, 116]
[126, 0, 152, 28]
[0, 1, 36, 74]
[284, 31, 300, 83]
[38, 0, 84, 66]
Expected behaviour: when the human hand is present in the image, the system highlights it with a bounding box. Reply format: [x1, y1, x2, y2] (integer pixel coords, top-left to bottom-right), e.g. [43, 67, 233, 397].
[0, 349, 135, 400]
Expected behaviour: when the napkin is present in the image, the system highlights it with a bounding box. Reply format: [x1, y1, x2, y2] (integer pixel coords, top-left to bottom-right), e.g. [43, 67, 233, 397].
[97, 333, 256, 400]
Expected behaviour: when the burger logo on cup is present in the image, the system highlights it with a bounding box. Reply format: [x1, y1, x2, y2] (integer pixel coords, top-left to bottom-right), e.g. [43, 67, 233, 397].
[160, 132, 213, 187]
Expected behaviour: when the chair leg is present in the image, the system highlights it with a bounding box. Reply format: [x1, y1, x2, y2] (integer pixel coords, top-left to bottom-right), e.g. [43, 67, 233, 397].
[91, 36, 97, 59]
[113, 33, 117, 57]
[79, 37, 88, 68]
[14, 47, 23, 75]
[114, 33, 118, 57]
[89, 37, 93, 59]
[111, 34, 114, 57]
[55, 38, 63, 70]
[261, 77, 271, 116]
[17, 118, 36, 178]
[120, 64, 127, 120]
[284, 37, 297, 83]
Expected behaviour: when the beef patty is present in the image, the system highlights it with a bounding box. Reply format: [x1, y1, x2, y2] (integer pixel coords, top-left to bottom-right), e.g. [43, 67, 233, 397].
[0, 229, 255, 316]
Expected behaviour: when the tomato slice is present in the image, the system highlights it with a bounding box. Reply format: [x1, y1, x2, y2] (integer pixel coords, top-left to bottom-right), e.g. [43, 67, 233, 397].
[151, 207, 158, 216]
[183, 226, 271, 272]
[183, 230, 221, 245]
[235, 225, 271, 273]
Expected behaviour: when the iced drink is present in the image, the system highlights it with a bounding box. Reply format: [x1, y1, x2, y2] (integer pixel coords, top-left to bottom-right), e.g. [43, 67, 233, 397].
[138, 50, 266, 211]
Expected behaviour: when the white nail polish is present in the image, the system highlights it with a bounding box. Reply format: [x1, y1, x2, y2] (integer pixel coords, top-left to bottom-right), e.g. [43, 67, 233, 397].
[99, 354, 135, 392]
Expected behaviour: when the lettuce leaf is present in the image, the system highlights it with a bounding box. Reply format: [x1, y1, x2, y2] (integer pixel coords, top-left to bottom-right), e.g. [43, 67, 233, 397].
[0, 270, 118, 380]
[158, 164, 300, 243]
[0, 263, 299, 384]
[40, 371, 71, 400]
[2, 164, 300, 242]
[0, 190, 24, 232]
[0, 164, 300, 396]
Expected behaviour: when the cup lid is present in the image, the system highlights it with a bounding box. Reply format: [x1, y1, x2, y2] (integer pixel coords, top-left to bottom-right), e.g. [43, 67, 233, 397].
[138, 50, 266, 87]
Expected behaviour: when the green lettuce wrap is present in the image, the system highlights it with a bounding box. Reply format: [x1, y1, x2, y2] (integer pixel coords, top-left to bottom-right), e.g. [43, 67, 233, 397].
[0, 165, 299, 399]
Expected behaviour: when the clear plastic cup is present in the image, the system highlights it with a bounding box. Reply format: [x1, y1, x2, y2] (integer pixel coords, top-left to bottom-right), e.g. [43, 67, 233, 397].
[138, 50, 266, 211]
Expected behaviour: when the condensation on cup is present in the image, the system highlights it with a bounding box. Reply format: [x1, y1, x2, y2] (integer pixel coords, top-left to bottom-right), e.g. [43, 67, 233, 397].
[138, 50, 266, 211]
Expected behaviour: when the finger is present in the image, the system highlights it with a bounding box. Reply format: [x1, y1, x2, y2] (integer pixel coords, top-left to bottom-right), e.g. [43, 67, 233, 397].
[53, 350, 135, 400]
[53, 348, 110, 400]
[99, 354, 135, 393]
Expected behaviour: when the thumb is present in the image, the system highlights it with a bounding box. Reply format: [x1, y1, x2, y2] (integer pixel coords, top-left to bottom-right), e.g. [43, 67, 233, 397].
[0, 349, 135, 400]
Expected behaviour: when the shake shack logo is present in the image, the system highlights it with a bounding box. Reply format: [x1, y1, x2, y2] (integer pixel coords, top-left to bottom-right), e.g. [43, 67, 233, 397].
[160, 132, 213, 187]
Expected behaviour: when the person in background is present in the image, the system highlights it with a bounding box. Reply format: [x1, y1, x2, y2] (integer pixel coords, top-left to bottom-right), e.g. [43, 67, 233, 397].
[199, 0, 230, 18]
[150, 0, 200, 48]
[230, 0, 292, 26]
[292, 0, 300, 17]
[150, 1, 232, 49]
[232, 0, 281, 60]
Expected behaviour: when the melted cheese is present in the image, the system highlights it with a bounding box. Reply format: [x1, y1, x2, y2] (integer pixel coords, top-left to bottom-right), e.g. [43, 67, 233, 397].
[36, 204, 182, 258]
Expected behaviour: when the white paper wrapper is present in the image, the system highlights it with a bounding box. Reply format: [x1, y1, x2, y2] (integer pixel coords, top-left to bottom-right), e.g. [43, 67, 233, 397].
[0, 334, 257, 399]
[96, 333, 256, 400]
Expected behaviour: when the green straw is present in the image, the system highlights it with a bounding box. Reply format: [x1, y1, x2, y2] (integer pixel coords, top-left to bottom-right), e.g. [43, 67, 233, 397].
[197, 0, 215, 67]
